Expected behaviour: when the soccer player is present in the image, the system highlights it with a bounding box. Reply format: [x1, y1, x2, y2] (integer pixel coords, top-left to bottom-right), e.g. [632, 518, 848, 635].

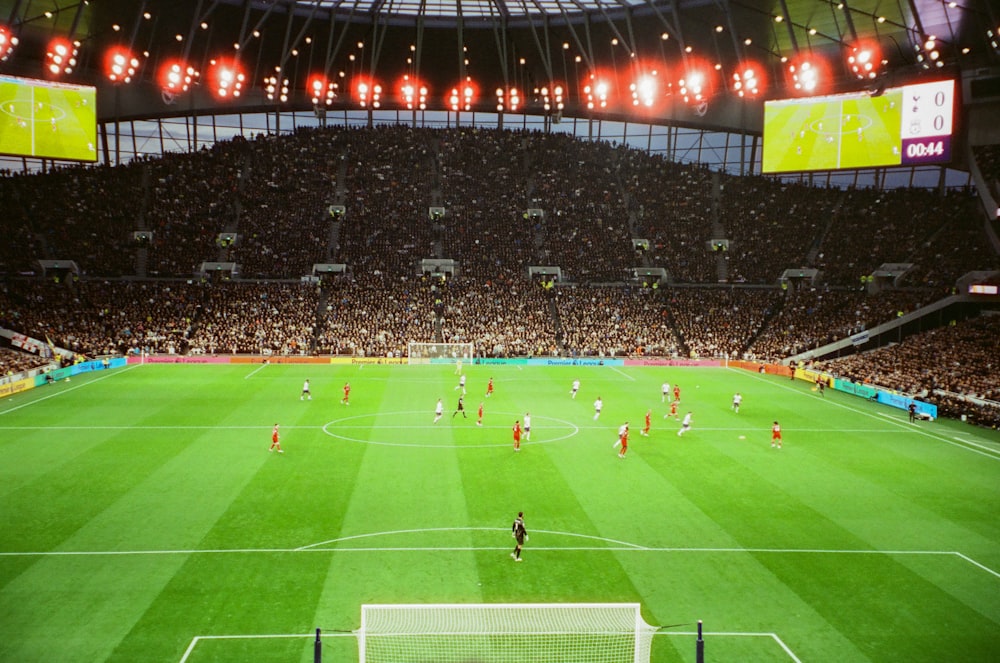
[455, 358, 463, 375]
[512, 420, 522, 451]
[571, 379, 581, 399]
[341, 381, 351, 405]
[771, 421, 782, 448]
[617, 423, 630, 459]
[664, 400, 679, 420]
[433, 398, 444, 423]
[593, 396, 603, 420]
[523, 412, 532, 440]
[677, 412, 692, 436]
[455, 374, 467, 394]
[301, 379, 312, 401]
[511, 511, 527, 561]
[269, 423, 283, 453]
[453, 396, 467, 418]
[485, 377, 494, 398]
[908, 402, 917, 423]
[815, 377, 826, 397]
[673, 384, 681, 403]
[661, 382, 670, 403]
[477, 402, 484, 426]
[641, 409, 651, 436]
[732, 392, 742, 413]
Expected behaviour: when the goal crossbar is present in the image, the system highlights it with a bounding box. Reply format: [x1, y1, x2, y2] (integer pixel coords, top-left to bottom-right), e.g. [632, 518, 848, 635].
[357, 602, 657, 663]
[407, 341, 473, 365]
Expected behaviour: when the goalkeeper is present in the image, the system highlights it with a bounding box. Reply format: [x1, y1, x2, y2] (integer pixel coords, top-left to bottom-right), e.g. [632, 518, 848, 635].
[511, 512, 528, 562]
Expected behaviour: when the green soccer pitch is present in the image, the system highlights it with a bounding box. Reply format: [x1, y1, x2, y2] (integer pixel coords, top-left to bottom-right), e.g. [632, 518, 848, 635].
[1, 363, 998, 662]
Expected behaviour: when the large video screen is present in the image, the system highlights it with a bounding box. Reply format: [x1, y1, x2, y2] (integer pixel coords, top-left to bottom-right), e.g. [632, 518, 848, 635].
[0, 74, 97, 162]
[762, 79, 955, 173]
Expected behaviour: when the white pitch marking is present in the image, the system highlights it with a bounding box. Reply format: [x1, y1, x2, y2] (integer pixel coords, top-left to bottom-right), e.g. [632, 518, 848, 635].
[0, 365, 140, 416]
[243, 363, 269, 380]
[609, 366, 636, 381]
[735, 369, 1000, 462]
[659, 631, 802, 663]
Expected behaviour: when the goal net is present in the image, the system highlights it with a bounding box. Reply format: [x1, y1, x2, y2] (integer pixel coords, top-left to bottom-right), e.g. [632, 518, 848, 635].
[407, 342, 474, 365]
[357, 603, 657, 663]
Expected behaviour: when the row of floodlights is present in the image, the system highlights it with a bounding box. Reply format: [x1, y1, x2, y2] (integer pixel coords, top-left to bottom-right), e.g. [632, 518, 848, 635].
[2, 31, 984, 105]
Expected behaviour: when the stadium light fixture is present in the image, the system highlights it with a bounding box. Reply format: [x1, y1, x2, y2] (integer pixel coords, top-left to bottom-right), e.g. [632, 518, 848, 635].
[847, 40, 884, 80]
[629, 73, 660, 108]
[159, 59, 196, 93]
[264, 74, 289, 102]
[678, 59, 714, 104]
[208, 58, 245, 98]
[448, 79, 477, 112]
[787, 54, 828, 95]
[731, 62, 766, 98]
[536, 84, 564, 113]
[104, 46, 140, 84]
[46, 37, 78, 76]
[0, 24, 19, 62]
[495, 86, 520, 112]
[583, 73, 611, 110]
[356, 78, 382, 108]
[310, 75, 338, 106]
[399, 75, 427, 110]
[915, 35, 945, 69]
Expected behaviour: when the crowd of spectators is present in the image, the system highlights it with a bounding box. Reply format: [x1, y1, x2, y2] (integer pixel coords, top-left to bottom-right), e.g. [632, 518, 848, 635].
[187, 281, 319, 355]
[2, 124, 998, 424]
[816, 314, 1000, 427]
[555, 286, 681, 357]
[666, 287, 782, 358]
[747, 287, 937, 360]
[0, 347, 51, 379]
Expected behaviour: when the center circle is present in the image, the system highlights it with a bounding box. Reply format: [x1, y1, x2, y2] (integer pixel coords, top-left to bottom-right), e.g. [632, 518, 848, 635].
[322, 410, 580, 448]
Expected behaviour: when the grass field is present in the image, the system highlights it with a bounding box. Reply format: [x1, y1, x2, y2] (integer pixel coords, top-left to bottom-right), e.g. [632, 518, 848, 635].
[1, 362, 999, 662]
[0, 77, 96, 161]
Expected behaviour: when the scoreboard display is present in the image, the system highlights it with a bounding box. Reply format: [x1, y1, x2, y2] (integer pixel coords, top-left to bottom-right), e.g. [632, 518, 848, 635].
[0, 74, 97, 162]
[762, 79, 955, 173]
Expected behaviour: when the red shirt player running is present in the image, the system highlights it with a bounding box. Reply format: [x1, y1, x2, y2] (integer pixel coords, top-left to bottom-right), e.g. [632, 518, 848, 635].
[771, 421, 782, 449]
[618, 426, 630, 458]
[513, 420, 522, 451]
[673, 384, 681, 403]
[665, 400, 679, 420]
[341, 382, 351, 405]
[642, 409, 651, 436]
[477, 403, 484, 427]
[485, 377, 494, 398]
[269, 424, 283, 453]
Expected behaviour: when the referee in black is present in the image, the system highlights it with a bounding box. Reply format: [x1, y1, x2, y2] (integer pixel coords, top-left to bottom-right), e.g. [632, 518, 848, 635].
[511, 512, 527, 562]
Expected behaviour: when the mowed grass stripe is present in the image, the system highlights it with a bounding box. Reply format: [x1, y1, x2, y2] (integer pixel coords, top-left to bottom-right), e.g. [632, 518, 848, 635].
[1, 364, 998, 662]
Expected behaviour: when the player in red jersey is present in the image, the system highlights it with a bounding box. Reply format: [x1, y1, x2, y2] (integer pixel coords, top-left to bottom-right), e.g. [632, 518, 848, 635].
[673, 384, 681, 402]
[485, 377, 494, 398]
[641, 408, 651, 436]
[616, 422, 630, 458]
[341, 382, 351, 405]
[477, 402, 484, 426]
[771, 421, 782, 449]
[664, 400, 679, 420]
[269, 423, 283, 453]
[512, 420, 522, 451]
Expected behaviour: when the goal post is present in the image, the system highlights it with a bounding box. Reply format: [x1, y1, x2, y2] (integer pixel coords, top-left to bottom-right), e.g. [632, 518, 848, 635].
[356, 603, 657, 662]
[407, 342, 474, 365]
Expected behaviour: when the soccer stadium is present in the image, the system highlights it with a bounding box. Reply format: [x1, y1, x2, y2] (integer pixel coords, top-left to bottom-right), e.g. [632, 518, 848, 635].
[1, 1, 1000, 662]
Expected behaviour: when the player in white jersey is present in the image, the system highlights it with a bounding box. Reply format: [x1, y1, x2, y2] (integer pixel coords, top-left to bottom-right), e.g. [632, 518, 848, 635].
[593, 397, 603, 420]
[523, 412, 532, 440]
[732, 392, 742, 413]
[571, 379, 580, 399]
[433, 398, 444, 423]
[455, 374, 467, 394]
[661, 382, 670, 403]
[677, 412, 693, 436]
[301, 379, 312, 401]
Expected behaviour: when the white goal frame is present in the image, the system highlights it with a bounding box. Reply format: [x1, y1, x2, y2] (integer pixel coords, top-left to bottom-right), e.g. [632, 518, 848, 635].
[356, 602, 657, 663]
[406, 341, 474, 365]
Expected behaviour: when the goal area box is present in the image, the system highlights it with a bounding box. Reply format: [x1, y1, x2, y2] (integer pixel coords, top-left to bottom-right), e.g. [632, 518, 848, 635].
[407, 342, 473, 365]
[356, 602, 657, 663]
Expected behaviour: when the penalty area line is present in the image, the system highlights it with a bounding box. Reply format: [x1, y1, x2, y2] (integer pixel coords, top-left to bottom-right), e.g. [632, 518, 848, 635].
[180, 633, 355, 663]
[660, 631, 801, 663]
